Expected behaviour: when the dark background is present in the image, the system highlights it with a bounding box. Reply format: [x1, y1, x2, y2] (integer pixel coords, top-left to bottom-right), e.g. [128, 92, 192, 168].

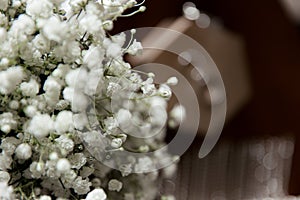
[114, 0, 300, 195]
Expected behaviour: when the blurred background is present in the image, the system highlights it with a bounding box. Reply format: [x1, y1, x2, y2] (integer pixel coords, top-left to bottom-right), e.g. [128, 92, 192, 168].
[113, 0, 300, 199]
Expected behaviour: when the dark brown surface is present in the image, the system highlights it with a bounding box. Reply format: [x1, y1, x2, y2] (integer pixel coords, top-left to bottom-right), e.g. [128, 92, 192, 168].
[114, 0, 300, 195]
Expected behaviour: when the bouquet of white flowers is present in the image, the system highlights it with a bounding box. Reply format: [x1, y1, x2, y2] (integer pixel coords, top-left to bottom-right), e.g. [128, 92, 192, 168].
[0, 0, 180, 199]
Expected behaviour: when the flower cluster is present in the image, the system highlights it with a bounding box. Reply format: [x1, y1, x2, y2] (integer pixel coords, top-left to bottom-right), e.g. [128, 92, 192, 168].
[0, 0, 179, 199]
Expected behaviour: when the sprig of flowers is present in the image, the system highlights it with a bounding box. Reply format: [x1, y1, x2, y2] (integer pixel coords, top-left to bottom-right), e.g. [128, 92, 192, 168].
[0, 0, 181, 199]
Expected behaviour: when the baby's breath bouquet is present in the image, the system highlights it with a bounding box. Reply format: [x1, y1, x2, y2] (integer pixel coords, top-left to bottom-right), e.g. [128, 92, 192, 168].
[0, 0, 181, 199]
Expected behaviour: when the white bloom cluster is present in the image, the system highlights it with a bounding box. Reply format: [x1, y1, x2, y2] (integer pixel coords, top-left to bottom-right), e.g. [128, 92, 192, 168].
[0, 0, 179, 199]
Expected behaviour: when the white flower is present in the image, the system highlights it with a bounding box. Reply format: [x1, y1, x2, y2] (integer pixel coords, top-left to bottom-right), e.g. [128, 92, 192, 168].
[0, 182, 14, 200]
[43, 76, 62, 106]
[20, 78, 40, 97]
[166, 77, 178, 86]
[107, 82, 121, 96]
[0, 171, 10, 183]
[79, 13, 103, 34]
[141, 83, 156, 96]
[26, 0, 53, 18]
[54, 40, 81, 63]
[55, 111, 74, 134]
[15, 143, 32, 160]
[111, 138, 123, 148]
[169, 104, 186, 128]
[0, 153, 12, 171]
[0, 66, 25, 95]
[0, 137, 20, 155]
[72, 176, 91, 195]
[83, 47, 105, 69]
[158, 84, 172, 99]
[39, 195, 52, 200]
[69, 0, 88, 12]
[71, 91, 89, 112]
[63, 87, 75, 102]
[84, 68, 103, 96]
[55, 135, 74, 154]
[24, 105, 39, 117]
[9, 100, 19, 110]
[29, 161, 45, 178]
[108, 179, 123, 192]
[56, 158, 71, 173]
[65, 68, 87, 88]
[0, 27, 7, 43]
[134, 157, 154, 173]
[43, 76, 61, 93]
[86, 188, 107, 200]
[104, 117, 118, 134]
[111, 32, 126, 47]
[32, 34, 51, 53]
[127, 39, 143, 55]
[49, 152, 59, 160]
[0, 113, 18, 134]
[73, 113, 88, 130]
[52, 64, 70, 79]
[42, 16, 67, 43]
[68, 153, 87, 170]
[27, 114, 54, 138]
[106, 42, 122, 58]
[10, 14, 35, 35]
[60, 170, 77, 188]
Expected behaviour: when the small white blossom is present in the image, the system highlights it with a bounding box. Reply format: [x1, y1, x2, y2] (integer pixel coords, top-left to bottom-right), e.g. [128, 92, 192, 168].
[39, 195, 52, 200]
[73, 176, 91, 195]
[106, 42, 122, 58]
[10, 14, 35, 35]
[127, 39, 143, 55]
[9, 100, 19, 110]
[20, 78, 40, 97]
[68, 153, 87, 169]
[26, 0, 53, 18]
[108, 179, 123, 192]
[49, 152, 59, 160]
[158, 84, 172, 99]
[15, 143, 32, 160]
[141, 83, 156, 96]
[167, 77, 178, 86]
[0, 66, 25, 94]
[83, 47, 105, 69]
[86, 188, 107, 200]
[0, 182, 14, 200]
[27, 114, 54, 138]
[30, 161, 45, 178]
[0, 27, 7, 43]
[55, 135, 74, 154]
[54, 111, 74, 134]
[169, 104, 186, 128]
[56, 158, 71, 173]
[42, 16, 67, 43]
[0, 153, 12, 171]
[32, 34, 50, 53]
[79, 13, 103, 34]
[0, 171, 10, 183]
[111, 138, 123, 148]
[0, 113, 18, 134]
[0, 137, 20, 155]
[24, 105, 39, 117]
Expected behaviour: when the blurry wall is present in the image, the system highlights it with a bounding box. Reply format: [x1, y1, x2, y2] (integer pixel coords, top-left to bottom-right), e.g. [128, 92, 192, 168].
[114, 0, 300, 195]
